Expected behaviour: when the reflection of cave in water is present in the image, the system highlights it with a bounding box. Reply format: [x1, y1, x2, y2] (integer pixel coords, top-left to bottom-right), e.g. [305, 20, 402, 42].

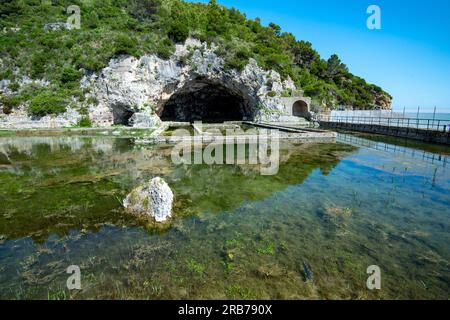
[160, 79, 252, 123]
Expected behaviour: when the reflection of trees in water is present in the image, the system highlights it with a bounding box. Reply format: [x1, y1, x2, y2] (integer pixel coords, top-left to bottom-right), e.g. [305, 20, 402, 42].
[0, 139, 177, 242]
[0, 137, 356, 243]
[0, 136, 112, 157]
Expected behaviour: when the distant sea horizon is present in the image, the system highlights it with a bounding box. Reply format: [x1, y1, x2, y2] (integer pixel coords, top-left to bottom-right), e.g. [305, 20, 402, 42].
[392, 108, 450, 118]
[389, 112, 450, 128]
[401, 112, 450, 120]
[328, 110, 450, 126]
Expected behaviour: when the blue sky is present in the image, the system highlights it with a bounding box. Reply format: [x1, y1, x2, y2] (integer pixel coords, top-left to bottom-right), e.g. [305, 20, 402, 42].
[186, 0, 450, 112]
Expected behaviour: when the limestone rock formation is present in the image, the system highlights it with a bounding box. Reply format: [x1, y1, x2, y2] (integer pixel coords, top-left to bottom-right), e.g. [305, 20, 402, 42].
[81, 38, 295, 127]
[1, 38, 300, 128]
[123, 177, 174, 222]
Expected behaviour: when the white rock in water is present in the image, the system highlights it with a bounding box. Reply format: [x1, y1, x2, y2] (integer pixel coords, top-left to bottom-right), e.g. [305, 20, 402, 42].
[123, 177, 174, 222]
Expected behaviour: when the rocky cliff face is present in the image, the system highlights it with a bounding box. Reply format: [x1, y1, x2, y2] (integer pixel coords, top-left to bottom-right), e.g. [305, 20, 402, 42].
[80, 38, 296, 128]
[372, 91, 392, 110]
[0, 38, 298, 129]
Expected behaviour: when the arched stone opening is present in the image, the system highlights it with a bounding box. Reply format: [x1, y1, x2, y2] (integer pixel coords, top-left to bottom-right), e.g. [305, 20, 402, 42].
[159, 79, 252, 123]
[292, 100, 309, 118]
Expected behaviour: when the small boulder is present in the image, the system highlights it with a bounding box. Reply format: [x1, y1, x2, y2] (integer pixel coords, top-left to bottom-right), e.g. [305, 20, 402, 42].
[123, 177, 174, 222]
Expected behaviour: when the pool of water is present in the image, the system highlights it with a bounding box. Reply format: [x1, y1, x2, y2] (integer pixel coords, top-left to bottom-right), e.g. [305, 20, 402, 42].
[0, 133, 448, 299]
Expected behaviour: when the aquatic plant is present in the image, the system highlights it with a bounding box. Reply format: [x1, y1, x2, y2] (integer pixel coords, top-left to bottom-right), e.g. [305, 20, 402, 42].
[324, 205, 353, 218]
[222, 261, 236, 275]
[226, 284, 257, 300]
[257, 245, 276, 255]
[186, 259, 205, 276]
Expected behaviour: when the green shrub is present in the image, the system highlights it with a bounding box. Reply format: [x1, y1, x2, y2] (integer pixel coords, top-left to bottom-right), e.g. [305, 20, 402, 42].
[9, 82, 20, 92]
[27, 91, 67, 117]
[78, 107, 89, 116]
[61, 67, 81, 84]
[267, 91, 277, 97]
[155, 38, 175, 59]
[0, 69, 13, 80]
[224, 47, 252, 71]
[281, 89, 292, 97]
[1, 95, 21, 114]
[114, 34, 140, 56]
[77, 116, 92, 127]
[87, 96, 99, 105]
[30, 53, 48, 79]
[168, 21, 189, 43]
[225, 57, 247, 71]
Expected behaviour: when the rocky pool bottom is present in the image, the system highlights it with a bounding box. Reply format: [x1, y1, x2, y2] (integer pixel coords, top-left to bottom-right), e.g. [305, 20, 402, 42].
[0, 132, 449, 299]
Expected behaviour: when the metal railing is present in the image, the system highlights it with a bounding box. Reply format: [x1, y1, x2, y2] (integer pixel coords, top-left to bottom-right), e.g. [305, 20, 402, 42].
[316, 115, 450, 133]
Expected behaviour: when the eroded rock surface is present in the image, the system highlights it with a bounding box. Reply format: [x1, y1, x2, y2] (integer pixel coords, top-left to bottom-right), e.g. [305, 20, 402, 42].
[1, 38, 298, 128]
[123, 177, 174, 222]
[82, 38, 295, 127]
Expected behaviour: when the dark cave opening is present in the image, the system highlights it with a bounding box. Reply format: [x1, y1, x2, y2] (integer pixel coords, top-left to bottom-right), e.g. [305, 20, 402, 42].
[113, 108, 134, 126]
[160, 81, 249, 123]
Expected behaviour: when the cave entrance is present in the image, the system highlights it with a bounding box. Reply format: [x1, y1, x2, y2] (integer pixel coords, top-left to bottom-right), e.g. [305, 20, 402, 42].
[113, 108, 134, 126]
[160, 80, 249, 123]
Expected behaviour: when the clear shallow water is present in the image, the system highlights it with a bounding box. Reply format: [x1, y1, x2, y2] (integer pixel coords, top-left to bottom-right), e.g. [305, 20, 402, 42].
[0, 134, 448, 299]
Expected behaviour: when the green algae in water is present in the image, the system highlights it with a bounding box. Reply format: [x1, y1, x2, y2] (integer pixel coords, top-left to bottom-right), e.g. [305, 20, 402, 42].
[0, 134, 449, 299]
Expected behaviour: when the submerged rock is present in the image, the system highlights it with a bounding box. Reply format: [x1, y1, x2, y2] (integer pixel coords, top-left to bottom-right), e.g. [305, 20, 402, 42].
[123, 177, 174, 222]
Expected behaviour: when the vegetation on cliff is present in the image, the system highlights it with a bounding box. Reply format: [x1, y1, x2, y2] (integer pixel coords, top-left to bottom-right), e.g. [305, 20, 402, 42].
[0, 0, 392, 116]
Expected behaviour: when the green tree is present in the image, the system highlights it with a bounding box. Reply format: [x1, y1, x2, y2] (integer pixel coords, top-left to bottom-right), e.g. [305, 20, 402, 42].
[268, 23, 281, 37]
[27, 91, 67, 117]
[206, 0, 228, 37]
[326, 54, 348, 79]
[126, 0, 161, 21]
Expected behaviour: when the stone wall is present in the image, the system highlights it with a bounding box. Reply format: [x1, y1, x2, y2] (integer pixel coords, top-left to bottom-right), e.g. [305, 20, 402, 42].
[279, 97, 312, 117]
